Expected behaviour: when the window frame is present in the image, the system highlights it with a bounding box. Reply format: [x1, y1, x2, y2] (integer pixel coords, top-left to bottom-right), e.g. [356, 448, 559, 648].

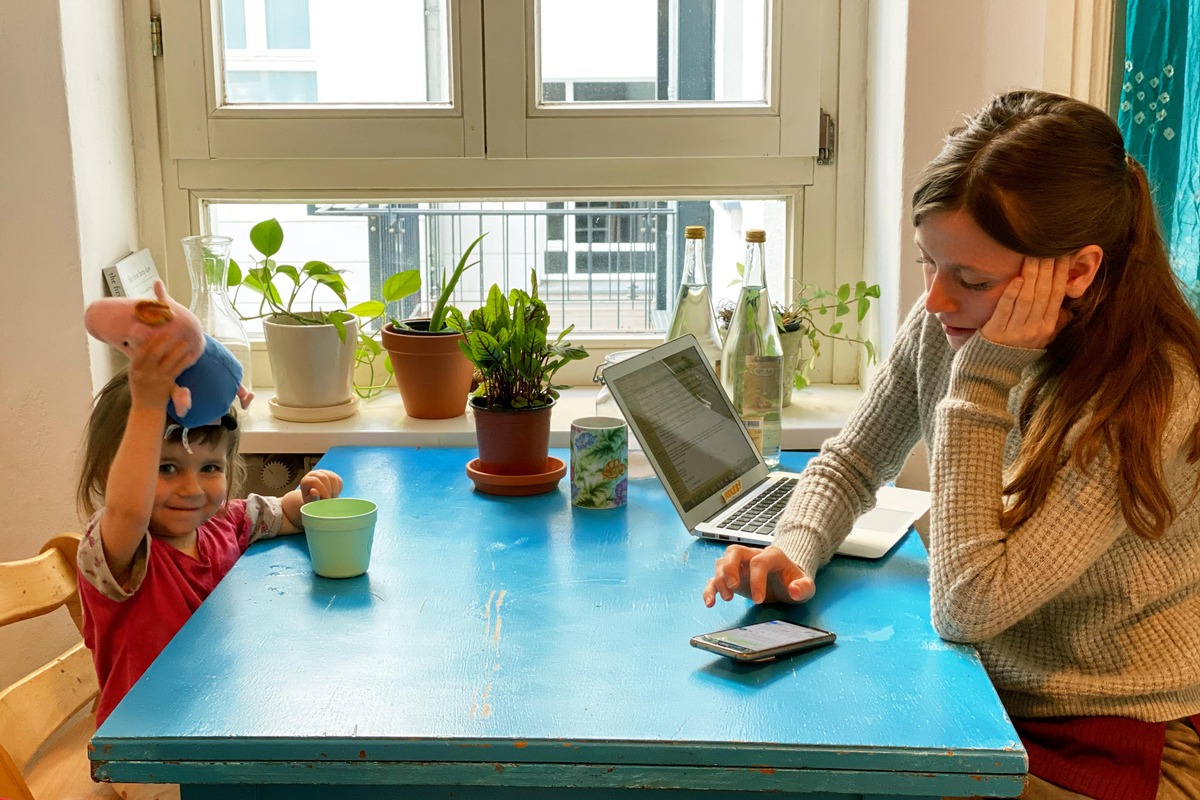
[143, 0, 867, 388]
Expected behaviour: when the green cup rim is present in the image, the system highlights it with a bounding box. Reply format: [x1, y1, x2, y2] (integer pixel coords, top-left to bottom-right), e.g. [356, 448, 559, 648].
[300, 497, 378, 522]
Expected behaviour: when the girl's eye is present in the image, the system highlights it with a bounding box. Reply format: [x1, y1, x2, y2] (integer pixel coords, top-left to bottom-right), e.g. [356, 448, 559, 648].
[159, 464, 177, 475]
[958, 277, 993, 291]
[201, 463, 226, 473]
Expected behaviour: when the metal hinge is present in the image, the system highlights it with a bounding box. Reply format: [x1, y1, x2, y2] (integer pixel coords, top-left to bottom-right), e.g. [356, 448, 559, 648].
[150, 16, 163, 57]
[817, 110, 835, 165]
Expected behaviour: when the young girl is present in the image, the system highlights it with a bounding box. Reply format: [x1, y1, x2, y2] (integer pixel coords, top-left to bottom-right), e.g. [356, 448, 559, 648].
[76, 329, 343, 727]
[702, 90, 1200, 799]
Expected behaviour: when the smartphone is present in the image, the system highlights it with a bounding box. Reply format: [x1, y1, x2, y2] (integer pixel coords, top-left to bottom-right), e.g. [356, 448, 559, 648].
[690, 620, 836, 662]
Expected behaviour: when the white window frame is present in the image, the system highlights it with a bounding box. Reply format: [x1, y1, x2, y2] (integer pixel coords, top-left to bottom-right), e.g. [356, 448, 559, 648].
[141, 0, 867, 388]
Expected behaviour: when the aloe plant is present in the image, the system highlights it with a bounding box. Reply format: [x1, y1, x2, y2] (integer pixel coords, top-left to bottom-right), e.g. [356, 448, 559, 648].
[455, 271, 588, 409]
[391, 232, 486, 334]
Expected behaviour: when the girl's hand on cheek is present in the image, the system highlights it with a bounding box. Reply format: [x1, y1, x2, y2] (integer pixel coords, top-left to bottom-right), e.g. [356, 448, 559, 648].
[980, 255, 1072, 349]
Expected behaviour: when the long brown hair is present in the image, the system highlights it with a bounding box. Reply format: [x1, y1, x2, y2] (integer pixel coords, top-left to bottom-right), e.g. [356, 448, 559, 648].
[76, 370, 246, 519]
[913, 89, 1200, 540]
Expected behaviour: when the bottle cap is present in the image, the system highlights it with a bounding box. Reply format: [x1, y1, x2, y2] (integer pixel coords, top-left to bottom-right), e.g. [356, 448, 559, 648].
[684, 226, 706, 239]
[745, 229, 766, 243]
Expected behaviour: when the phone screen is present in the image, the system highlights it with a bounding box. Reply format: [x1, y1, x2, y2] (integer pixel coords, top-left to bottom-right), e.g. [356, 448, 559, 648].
[691, 620, 835, 661]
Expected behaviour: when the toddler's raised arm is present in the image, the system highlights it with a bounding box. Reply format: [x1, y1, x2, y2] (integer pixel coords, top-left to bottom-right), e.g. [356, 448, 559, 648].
[99, 330, 195, 583]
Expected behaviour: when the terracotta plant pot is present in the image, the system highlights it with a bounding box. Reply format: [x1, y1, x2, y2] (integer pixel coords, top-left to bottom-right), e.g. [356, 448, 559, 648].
[471, 398, 555, 475]
[381, 320, 474, 420]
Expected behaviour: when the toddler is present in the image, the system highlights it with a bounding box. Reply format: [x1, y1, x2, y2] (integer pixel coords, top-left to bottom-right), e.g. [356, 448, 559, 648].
[76, 329, 341, 726]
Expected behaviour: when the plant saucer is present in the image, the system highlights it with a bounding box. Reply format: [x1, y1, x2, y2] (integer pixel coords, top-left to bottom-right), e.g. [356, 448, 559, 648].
[465, 456, 566, 497]
[268, 395, 359, 423]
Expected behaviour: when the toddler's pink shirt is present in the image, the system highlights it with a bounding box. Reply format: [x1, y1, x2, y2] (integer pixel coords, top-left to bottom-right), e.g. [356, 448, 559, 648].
[77, 495, 283, 725]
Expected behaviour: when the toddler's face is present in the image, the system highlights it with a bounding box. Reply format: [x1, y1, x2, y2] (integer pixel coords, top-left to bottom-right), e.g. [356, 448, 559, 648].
[151, 438, 229, 539]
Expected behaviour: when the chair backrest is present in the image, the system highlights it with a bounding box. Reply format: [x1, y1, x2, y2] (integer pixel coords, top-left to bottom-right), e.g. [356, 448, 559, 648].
[0, 533, 97, 800]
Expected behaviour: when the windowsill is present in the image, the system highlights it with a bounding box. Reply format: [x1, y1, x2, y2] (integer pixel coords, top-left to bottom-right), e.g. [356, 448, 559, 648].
[239, 385, 862, 454]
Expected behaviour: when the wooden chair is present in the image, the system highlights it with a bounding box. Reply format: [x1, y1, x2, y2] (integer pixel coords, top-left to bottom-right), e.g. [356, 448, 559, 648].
[0, 533, 119, 800]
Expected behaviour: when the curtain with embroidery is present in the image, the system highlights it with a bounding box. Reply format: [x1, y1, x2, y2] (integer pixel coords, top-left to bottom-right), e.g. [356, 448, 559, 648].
[1118, 0, 1200, 303]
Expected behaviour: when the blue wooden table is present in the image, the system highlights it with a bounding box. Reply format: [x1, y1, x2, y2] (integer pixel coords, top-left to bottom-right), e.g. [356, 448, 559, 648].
[91, 447, 1026, 799]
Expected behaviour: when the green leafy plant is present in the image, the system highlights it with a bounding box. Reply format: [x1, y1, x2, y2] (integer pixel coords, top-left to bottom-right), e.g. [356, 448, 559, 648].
[229, 217, 420, 399]
[455, 271, 589, 409]
[718, 276, 880, 390]
[389, 233, 485, 333]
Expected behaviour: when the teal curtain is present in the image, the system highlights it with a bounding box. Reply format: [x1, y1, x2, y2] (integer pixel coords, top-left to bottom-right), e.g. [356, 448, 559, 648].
[1118, 0, 1200, 303]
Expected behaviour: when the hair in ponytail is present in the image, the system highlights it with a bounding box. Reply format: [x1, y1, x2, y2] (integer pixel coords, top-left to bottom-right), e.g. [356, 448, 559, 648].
[913, 89, 1200, 539]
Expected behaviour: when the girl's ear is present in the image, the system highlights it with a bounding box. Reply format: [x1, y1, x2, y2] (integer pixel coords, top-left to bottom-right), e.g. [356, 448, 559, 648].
[1065, 245, 1104, 298]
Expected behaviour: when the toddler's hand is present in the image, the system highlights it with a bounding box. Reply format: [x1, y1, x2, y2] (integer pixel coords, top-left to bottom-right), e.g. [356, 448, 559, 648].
[980, 255, 1072, 349]
[299, 469, 343, 503]
[128, 328, 194, 410]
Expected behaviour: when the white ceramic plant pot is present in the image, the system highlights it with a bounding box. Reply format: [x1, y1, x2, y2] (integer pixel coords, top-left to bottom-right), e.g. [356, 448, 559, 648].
[263, 314, 358, 410]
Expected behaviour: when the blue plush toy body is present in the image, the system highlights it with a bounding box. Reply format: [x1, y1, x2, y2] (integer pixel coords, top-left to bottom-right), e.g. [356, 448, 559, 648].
[168, 334, 246, 427]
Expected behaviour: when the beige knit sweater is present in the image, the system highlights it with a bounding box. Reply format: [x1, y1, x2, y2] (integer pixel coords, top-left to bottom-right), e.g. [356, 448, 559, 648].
[774, 299, 1200, 721]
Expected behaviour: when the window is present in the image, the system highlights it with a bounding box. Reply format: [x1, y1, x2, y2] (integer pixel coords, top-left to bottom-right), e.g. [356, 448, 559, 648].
[210, 198, 788, 336]
[150, 0, 865, 386]
[217, 0, 447, 105]
[539, 0, 768, 105]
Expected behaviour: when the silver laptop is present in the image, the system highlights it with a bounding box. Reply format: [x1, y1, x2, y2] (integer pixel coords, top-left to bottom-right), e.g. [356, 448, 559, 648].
[601, 335, 928, 559]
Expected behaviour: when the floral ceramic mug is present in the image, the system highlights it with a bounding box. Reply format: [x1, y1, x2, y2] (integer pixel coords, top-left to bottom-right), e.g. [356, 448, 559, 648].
[570, 416, 628, 509]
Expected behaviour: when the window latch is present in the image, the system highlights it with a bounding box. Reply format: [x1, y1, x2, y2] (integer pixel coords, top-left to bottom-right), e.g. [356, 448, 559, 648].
[818, 110, 835, 165]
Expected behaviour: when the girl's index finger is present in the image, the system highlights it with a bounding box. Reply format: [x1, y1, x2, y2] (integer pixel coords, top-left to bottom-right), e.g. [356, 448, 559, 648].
[988, 272, 1025, 335]
[1044, 254, 1072, 325]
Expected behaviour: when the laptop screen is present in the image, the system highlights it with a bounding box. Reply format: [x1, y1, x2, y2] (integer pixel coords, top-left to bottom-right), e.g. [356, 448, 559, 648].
[607, 344, 762, 512]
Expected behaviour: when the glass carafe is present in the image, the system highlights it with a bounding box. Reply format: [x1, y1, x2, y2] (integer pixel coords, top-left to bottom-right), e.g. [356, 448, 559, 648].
[594, 349, 655, 479]
[182, 235, 253, 390]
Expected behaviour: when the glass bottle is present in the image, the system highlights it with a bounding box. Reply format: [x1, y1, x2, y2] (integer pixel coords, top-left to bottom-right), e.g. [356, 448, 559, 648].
[665, 225, 723, 369]
[719, 229, 782, 467]
[182, 235, 253, 390]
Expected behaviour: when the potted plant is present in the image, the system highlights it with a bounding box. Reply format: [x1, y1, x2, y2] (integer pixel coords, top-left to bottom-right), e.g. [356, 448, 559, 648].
[457, 272, 588, 476]
[717, 279, 879, 405]
[380, 233, 485, 420]
[230, 218, 420, 420]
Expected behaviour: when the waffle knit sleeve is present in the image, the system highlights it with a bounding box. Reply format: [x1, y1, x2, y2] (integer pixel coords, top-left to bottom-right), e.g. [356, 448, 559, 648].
[928, 333, 1200, 643]
[772, 299, 928, 578]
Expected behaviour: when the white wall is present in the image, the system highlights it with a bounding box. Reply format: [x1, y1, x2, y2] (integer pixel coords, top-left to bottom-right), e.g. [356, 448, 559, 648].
[0, 0, 138, 688]
[867, 0, 1053, 357]
[865, 0, 1065, 491]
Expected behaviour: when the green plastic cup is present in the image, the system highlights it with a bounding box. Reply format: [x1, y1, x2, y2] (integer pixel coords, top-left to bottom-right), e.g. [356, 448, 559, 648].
[301, 498, 378, 579]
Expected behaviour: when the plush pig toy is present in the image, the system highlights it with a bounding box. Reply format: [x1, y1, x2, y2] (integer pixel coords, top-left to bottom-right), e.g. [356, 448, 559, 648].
[85, 280, 253, 428]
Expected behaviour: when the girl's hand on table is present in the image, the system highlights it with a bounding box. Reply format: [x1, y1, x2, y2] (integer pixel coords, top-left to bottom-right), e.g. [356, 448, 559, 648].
[299, 469, 343, 503]
[702, 545, 815, 607]
[281, 469, 344, 533]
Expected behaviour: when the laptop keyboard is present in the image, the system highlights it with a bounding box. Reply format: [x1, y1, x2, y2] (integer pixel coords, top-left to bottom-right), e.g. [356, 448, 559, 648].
[720, 478, 798, 534]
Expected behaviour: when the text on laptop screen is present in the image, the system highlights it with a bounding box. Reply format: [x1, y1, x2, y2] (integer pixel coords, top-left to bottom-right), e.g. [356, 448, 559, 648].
[610, 347, 762, 511]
